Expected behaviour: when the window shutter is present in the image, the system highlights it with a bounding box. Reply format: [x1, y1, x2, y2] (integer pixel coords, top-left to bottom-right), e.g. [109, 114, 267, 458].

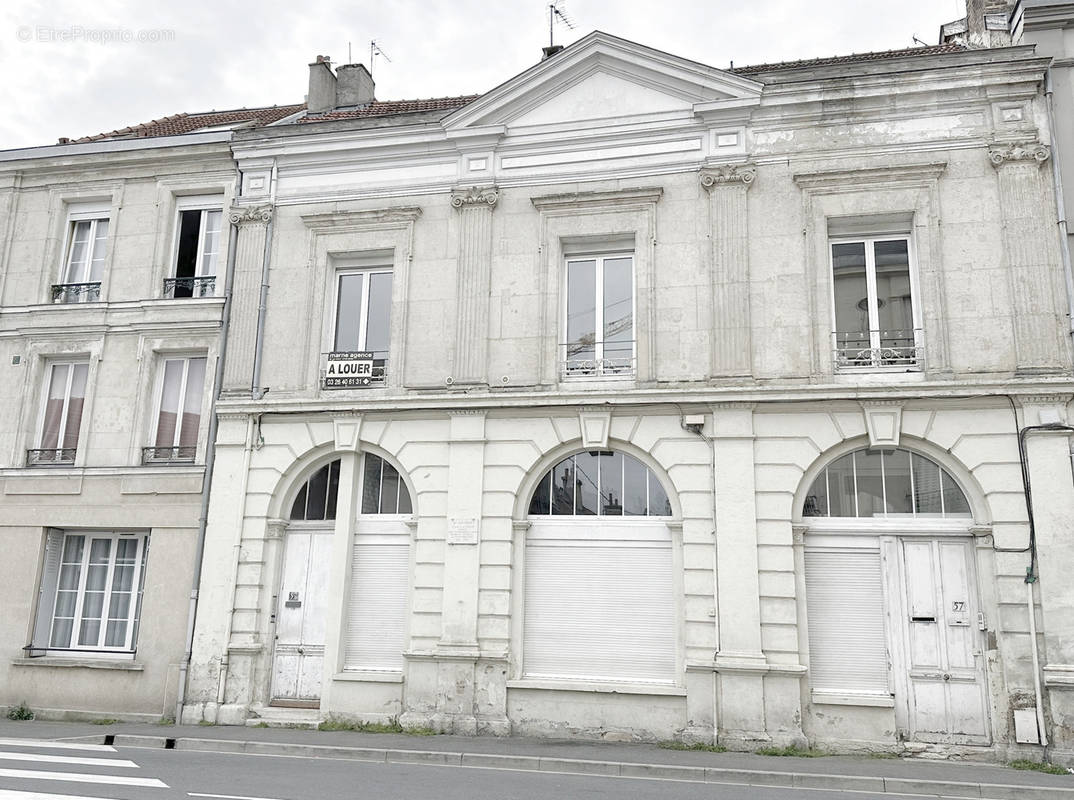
[343, 522, 410, 672]
[524, 522, 676, 684]
[30, 529, 65, 654]
[804, 548, 890, 695]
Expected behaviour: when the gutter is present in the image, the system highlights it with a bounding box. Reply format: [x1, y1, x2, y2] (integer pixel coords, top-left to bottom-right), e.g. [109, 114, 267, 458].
[250, 161, 278, 399]
[1044, 68, 1074, 340]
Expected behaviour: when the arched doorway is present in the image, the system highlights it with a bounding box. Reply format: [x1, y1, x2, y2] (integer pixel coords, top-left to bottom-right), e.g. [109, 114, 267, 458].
[799, 446, 989, 744]
[523, 449, 677, 685]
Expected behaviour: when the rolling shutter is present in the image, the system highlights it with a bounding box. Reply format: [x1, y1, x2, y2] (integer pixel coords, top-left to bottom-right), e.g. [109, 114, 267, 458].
[804, 547, 890, 695]
[524, 521, 676, 684]
[343, 521, 410, 672]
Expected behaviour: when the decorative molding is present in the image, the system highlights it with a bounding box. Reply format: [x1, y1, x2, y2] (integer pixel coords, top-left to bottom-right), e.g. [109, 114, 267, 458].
[333, 413, 363, 452]
[300, 206, 423, 231]
[228, 205, 273, 225]
[530, 186, 663, 212]
[699, 164, 756, 190]
[1042, 664, 1074, 689]
[988, 141, 1050, 168]
[578, 408, 613, 449]
[860, 400, 903, 448]
[1015, 393, 1073, 407]
[793, 162, 947, 192]
[450, 185, 500, 210]
[265, 519, 288, 540]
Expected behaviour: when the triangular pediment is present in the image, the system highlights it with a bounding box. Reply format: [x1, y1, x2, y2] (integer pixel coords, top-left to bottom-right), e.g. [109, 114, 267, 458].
[443, 31, 763, 135]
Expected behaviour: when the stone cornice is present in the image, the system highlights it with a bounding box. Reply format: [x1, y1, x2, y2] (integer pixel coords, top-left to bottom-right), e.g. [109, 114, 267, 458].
[794, 162, 947, 192]
[530, 186, 663, 212]
[700, 164, 756, 190]
[450, 186, 500, 210]
[988, 141, 1051, 169]
[301, 206, 423, 231]
[228, 205, 272, 226]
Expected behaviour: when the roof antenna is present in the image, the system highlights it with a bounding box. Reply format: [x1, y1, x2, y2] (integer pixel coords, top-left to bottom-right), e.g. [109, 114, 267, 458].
[370, 39, 391, 79]
[912, 34, 929, 46]
[544, 1, 575, 58]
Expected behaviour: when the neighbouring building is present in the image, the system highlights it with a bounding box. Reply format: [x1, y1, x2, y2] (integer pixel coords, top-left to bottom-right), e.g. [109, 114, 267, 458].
[4, 4, 1074, 764]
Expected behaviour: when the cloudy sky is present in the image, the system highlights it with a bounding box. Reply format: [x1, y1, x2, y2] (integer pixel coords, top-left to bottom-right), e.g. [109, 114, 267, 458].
[1, 0, 966, 150]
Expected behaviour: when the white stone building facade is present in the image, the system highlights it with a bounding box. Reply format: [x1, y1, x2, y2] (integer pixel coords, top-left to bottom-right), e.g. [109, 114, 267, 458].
[169, 31, 1074, 763]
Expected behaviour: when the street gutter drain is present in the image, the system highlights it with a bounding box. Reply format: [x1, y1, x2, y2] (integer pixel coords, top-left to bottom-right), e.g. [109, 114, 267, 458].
[165, 738, 176, 749]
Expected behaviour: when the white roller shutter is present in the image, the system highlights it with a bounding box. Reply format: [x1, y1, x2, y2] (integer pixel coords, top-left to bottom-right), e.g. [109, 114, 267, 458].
[343, 520, 410, 672]
[804, 547, 890, 695]
[524, 520, 676, 684]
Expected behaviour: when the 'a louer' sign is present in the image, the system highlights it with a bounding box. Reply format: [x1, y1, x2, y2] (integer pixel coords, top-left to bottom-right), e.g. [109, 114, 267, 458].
[324, 351, 374, 387]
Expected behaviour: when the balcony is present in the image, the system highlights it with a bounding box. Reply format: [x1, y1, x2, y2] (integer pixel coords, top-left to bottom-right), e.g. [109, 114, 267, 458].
[26, 448, 76, 466]
[163, 276, 216, 299]
[50, 282, 101, 303]
[560, 340, 636, 380]
[833, 329, 923, 371]
[320, 351, 388, 388]
[142, 446, 196, 464]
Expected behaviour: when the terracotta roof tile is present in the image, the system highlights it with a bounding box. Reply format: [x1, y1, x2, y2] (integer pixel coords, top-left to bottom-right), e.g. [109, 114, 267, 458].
[72, 105, 305, 143]
[296, 95, 479, 123]
[730, 43, 969, 75]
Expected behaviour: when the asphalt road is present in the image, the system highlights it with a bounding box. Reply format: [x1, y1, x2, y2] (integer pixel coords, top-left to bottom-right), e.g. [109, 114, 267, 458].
[0, 736, 1004, 800]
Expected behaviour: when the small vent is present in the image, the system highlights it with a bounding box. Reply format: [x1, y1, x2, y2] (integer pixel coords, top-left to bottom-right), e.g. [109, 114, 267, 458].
[164, 738, 176, 749]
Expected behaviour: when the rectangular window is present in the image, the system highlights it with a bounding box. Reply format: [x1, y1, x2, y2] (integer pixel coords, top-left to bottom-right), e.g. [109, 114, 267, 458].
[166, 207, 223, 298]
[53, 218, 108, 303]
[145, 356, 206, 463]
[29, 362, 88, 466]
[830, 235, 921, 370]
[31, 531, 149, 655]
[562, 252, 634, 378]
[329, 268, 392, 384]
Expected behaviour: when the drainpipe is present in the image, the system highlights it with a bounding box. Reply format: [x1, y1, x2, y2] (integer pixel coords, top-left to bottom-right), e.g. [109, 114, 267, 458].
[1044, 69, 1074, 341]
[1027, 581, 1049, 747]
[174, 174, 242, 724]
[251, 161, 278, 399]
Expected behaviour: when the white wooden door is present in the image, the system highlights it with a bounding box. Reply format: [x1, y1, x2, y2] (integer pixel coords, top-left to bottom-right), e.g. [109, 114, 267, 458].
[271, 527, 332, 705]
[896, 538, 989, 744]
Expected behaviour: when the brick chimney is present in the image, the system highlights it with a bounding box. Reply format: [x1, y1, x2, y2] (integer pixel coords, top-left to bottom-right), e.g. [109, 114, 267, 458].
[336, 63, 375, 107]
[964, 0, 1015, 46]
[307, 55, 337, 114]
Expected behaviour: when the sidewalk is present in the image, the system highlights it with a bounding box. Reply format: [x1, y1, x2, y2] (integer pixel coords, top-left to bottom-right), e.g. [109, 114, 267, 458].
[1, 718, 1072, 798]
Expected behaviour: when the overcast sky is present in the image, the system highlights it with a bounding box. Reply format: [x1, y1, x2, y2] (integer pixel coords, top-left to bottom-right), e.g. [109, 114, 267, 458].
[1, 0, 967, 150]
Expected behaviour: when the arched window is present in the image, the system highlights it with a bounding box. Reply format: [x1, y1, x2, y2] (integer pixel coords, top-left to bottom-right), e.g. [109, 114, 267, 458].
[361, 452, 412, 514]
[802, 448, 970, 518]
[528, 450, 671, 516]
[289, 459, 340, 521]
[523, 449, 676, 686]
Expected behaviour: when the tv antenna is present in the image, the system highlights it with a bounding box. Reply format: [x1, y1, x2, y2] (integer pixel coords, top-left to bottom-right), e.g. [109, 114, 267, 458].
[548, 1, 576, 49]
[370, 39, 392, 78]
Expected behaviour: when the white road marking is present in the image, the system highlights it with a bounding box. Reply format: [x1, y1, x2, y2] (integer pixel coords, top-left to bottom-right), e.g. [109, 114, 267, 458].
[0, 741, 115, 753]
[0, 752, 136, 769]
[0, 768, 165, 788]
[0, 791, 125, 800]
[189, 793, 288, 800]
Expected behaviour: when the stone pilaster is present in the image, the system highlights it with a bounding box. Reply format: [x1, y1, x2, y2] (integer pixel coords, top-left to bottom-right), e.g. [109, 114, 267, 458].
[989, 143, 1067, 373]
[221, 205, 273, 395]
[701, 165, 755, 379]
[450, 187, 499, 385]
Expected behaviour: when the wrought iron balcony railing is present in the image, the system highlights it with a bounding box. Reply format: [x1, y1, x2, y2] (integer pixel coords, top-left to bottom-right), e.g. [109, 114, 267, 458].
[26, 448, 76, 466]
[560, 340, 636, 379]
[50, 282, 101, 303]
[142, 446, 196, 464]
[163, 275, 216, 299]
[833, 329, 923, 371]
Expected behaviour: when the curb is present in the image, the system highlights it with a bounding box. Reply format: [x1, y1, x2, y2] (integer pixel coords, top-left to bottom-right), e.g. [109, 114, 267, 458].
[100, 734, 1074, 799]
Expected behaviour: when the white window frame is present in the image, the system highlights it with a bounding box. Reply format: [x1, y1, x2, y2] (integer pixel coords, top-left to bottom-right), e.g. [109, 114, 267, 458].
[32, 360, 89, 465]
[56, 203, 110, 303]
[828, 234, 923, 372]
[561, 250, 636, 380]
[146, 354, 207, 463]
[168, 196, 224, 298]
[332, 266, 393, 353]
[34, 530, 149, 657]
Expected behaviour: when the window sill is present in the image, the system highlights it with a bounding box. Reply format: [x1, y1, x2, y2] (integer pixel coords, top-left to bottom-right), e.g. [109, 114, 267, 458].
[334, 670, 404, 683]
[508, 679, 685, 697]
[12, 657, 144, 671]
[832, 370, 926, 384]
[810, 691, 894, 708]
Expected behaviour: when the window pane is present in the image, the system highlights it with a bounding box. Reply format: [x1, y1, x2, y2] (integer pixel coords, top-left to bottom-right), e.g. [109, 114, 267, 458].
[41, 364, 70, 449]
[175, 211, 201, 281]
[600, 451, 624, 515]
[362, 453, 383, 515]
[335, 273, 365, 351]
[89, 220, 108, 282]
[855, 450, 884, 517]
[290, 485, 308, 520]
[623, 455, 648, 516]
[50, 619, 73, 648]
[566, 260, 596, 363]
[883, 448, 914, 515]
[826, 453, 856, 516]
[872, 240, 913, 350]
[803, 470, 829, 517]
[397, 479, 412, 514]
[648, 469, 671, 516]
[603, 257, 633, 364]
[66, 221, 91, 281]
[941, 471, 971, 516]
[381, 461, 401, 513]
[325, 459, 340, 520]
[156, 360, 184, 448]
[832, 242, 870, 352]
[550, 457, 574, 515]
[105, 620, 128, 648]
[912, 453, 943, 515]
[200, 210, 223, 276]
[305, 464, 329, 520]
[529, 471, 552, 515]
[178, 358, 206, 449]
[63, 364, 88, 451]
[365, 272, 392, 355]
[573, 452, 599, 515]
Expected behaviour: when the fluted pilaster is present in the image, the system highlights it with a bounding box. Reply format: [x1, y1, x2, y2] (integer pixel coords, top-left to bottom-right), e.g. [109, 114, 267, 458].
[222, 206, 273, 395]
[450, 187, 499, 384]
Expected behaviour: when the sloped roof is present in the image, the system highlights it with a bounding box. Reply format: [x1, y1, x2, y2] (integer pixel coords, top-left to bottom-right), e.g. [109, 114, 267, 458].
[72, 105, 305, 143]
[730, 43, 969, 75]
[297, 95, 479, 123]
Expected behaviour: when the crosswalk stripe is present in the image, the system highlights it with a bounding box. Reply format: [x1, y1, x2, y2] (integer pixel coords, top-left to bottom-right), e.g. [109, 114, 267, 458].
[0, 768, 165, 788]
[0, 741, 114, 754]
[0, 753, 136, 769]
[0, 791, 125, 800]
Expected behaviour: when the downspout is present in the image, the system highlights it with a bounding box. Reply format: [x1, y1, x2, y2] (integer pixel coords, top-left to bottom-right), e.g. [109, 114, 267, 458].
[1044, 69, 1074, 340]
[174, 174, 242, 724]
[251, 160, 278, 399]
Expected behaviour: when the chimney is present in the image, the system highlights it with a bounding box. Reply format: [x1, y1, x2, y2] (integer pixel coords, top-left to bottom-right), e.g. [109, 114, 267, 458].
[307, 55, 337, 114]
[963, 0, 1015, 46]
[336, 63, 375, 106]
